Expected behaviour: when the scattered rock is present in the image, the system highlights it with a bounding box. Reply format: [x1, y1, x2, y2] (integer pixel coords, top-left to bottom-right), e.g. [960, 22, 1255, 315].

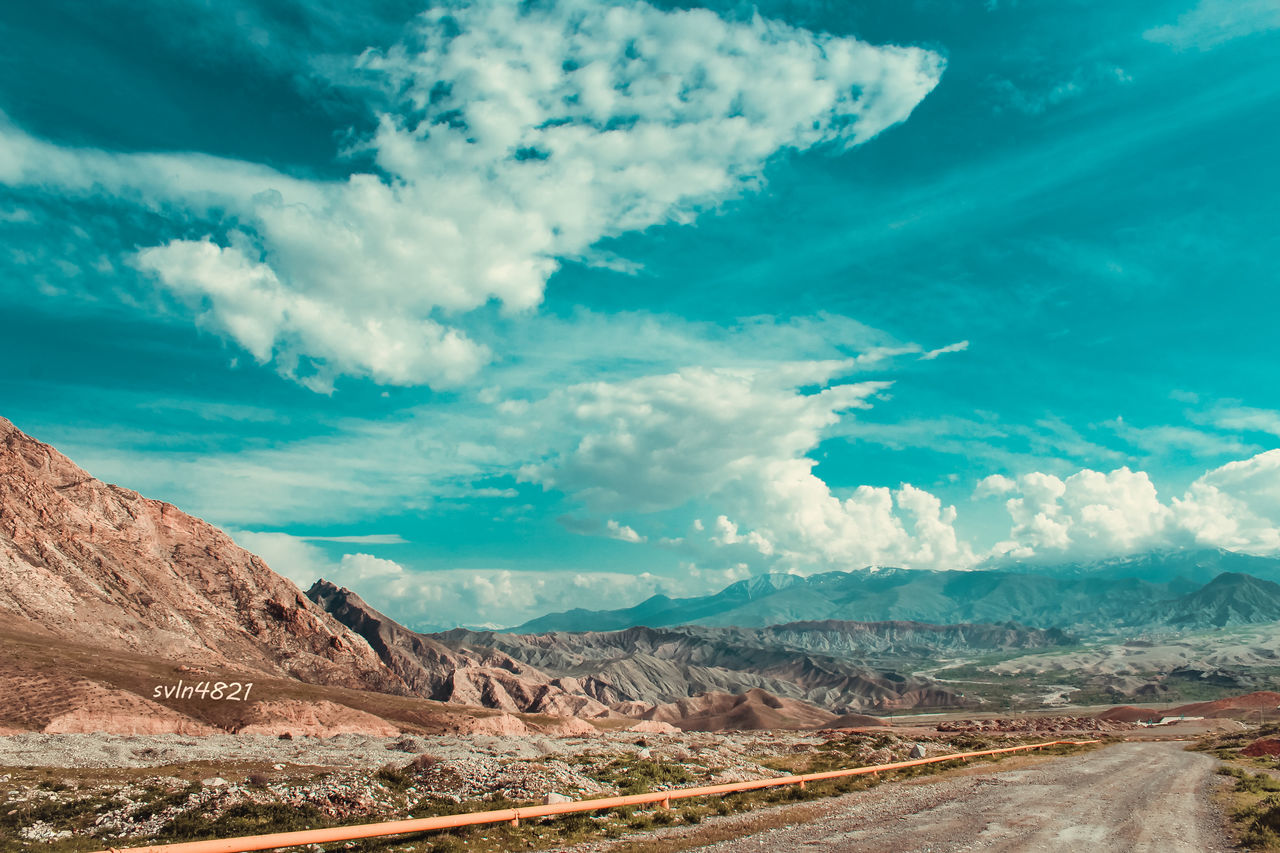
[909, 743, 926, 759]
[544, 792, 573, 804]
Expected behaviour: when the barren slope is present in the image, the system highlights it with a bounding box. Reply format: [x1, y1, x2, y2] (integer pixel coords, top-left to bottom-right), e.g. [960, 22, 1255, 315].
[0, 416, 401, 693]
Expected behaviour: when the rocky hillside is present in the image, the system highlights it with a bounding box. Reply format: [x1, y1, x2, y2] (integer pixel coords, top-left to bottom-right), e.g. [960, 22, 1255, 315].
[0, 416, 402, 694]
[1154, 573, 1280, 628]
[308, 580, 610, 717]
[313, 584, 972, 713]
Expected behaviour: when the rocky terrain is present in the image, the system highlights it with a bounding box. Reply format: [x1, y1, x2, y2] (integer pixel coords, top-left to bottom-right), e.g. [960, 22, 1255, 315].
[314, 581, 984, 716]
[308, 581, 615, 718]
[0, 723, 1116, 851]
[0, 416, 400, 695]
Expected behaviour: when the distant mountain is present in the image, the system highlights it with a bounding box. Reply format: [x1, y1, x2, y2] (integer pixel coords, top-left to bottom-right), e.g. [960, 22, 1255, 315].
[311, 584, 1010, 713]
[996, 549, 1280, 586]
[308, 579, 612, 717]
[0, 416, 402, 694]
[511, 552, 1280, 634]
[1153, 573, 1280, 628]
[428, 619, 1066, 710]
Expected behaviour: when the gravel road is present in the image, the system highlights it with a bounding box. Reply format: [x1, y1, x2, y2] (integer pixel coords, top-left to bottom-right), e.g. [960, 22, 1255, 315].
[692, 742, 1228, 853]
[568, 741, 1232, 853]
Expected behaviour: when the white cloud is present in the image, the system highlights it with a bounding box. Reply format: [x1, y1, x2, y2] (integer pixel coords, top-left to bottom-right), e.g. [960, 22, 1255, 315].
[974, 473, 1016, 498]
[133, 240, 489, 390]
[992, 468, 1172, 558]
[1174, 450, 1280, 554]
[990, 451, 1280, 559]
[1105, 416, 1257, 458]
[1210, 405, 1280, 437]
[604, 519, 646, 544]
[523, 360, 974, 572]
[298, 534, 409, 545]
[1145, 0, 1280, 50]
[0, 2, 943, 390]
[919, 340, 969, 360]
[710, 515, 774, 555]
[524, 361, 888, 512]
[229, 527, 686, 629]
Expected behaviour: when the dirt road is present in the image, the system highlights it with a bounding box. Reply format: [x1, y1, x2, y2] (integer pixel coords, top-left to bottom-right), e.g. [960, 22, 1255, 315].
[690, 742, 1228, 853]
[568, 741, 1231, 853]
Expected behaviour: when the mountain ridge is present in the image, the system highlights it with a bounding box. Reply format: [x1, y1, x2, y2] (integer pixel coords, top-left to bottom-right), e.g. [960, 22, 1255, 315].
[510, 556, 1280, 634]
[0, 416, 403, 694]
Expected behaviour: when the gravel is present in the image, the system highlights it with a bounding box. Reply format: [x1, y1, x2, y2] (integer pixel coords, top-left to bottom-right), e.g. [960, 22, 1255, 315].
[567, 741, 1233, 853]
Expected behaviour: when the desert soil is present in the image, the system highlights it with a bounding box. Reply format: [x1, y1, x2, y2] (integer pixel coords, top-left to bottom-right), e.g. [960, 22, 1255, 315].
[568, 741, 1232, 853]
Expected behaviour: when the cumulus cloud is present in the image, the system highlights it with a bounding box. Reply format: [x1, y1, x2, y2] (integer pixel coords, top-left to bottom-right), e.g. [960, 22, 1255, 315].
[524, 361, 888, 512]
[1145, 0, 1280, 50]
[1174, 450, 1280, 554]
[986, 451, 1280, 559]
[992, 468, 1172, 558]
[522, 360, 974, 572]
[0, 2, 943, 389]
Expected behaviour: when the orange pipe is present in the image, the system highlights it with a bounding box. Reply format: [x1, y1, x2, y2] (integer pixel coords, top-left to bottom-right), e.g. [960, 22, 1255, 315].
[97, 739, 1098, 853]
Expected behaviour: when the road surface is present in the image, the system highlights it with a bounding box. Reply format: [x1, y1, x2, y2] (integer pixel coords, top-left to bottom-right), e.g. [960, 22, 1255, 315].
[692, 741, 1229, 852]
[568, 741, 1231, 853]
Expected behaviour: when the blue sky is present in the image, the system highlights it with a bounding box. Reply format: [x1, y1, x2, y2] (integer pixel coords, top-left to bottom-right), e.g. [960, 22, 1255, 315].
[2, 0, 1278, 629]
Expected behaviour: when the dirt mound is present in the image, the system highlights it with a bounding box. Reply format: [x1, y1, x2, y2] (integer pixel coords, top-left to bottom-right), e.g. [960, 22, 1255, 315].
[823, 713, 891, 729]
[1168, 691, 1280, 718]
[447, 713, 531, 736]
[1242, 738, 1280, 757]
[230, 700, 399, 738]
[627, 720, 680, 734]
[535, 716, 598, 737]
[642, 688, 837, 731]
[1096, 706, 1162, 723]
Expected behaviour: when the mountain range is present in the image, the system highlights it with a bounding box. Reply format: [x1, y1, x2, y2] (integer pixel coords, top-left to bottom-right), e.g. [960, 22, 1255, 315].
[6, 413, 1280, 732]
[512, 555, 1280, 634]
[309, 579, 1041, 712]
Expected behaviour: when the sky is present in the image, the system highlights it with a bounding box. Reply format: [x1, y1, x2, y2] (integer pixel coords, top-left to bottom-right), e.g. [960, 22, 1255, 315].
[2, 0, 1279, 630]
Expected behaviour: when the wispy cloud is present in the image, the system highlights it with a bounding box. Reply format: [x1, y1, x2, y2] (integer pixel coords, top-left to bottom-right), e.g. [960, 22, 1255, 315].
[1145, 0, 1280, 50]
[296, 534, 408, 545]
[920, 340, 970, 360]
